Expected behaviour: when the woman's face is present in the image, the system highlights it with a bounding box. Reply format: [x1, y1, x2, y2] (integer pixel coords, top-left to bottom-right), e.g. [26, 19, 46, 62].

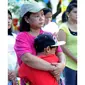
[8, 13, 12, 29]
[27, 10, 45, 29]
[68, 8, 77, 22]
[45, 12, 52, 25]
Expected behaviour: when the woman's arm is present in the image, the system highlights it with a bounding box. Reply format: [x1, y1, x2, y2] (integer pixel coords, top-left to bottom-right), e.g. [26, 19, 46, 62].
[53, 32, 66, 65]
[61, 45, 77, 63]
[21, 53, 57, 71]
[51, 52, 66, 76]
[58, 30, 77, 63]
[51, 32, 66, 74]
[57, 52, 66, 65]
[15, 63, 19, 77]
[8, 63, 19, 81]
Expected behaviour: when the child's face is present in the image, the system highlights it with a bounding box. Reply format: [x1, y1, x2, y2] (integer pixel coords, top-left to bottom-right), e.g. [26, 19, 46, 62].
[45, 46, 57, 54]
[45, 12, 52, 25]
[28, 10, 45, 29]
[49, 47, 57, 54]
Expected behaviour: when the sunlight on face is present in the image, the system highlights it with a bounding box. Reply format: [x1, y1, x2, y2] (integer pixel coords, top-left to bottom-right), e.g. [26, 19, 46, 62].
[28, 10, 45, 28]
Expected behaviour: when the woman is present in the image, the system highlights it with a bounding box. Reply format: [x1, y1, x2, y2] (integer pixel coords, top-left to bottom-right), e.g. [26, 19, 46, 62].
[8, 10, 19, 85]
[58, 3, 77, 85]
[14, 1, 65, 85]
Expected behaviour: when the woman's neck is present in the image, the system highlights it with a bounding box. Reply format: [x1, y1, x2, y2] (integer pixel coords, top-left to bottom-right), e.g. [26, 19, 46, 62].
[67, 20, 77, 32]
[68, 18, 77, 25]
[29, 28, 41, 37]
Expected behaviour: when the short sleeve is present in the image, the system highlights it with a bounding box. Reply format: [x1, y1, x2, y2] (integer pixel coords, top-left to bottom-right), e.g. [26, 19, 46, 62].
[56, 46, 62, 52]
[14, 33, 33, 64]
[59, 23, 69, 34]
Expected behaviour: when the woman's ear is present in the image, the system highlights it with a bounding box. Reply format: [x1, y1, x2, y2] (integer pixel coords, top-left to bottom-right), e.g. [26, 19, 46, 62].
[24, 16, 29, 23]
[66, 12, 69, 18]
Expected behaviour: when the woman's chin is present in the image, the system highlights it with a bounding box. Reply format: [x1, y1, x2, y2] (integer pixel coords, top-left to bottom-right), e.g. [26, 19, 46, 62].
[8, 26, 11, 29]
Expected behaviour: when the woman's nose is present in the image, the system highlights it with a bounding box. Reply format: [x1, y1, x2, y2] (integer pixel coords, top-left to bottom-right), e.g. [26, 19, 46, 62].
[40, 15, 45, 21]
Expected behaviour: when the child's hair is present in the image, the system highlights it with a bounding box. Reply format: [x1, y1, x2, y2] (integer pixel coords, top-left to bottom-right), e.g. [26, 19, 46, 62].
[8, 10, 13, 36]
[62, 3, 77, 22]
[19, 12, 32, 32]
[43, 8, 52, 15]
[34, 33, 56, 53]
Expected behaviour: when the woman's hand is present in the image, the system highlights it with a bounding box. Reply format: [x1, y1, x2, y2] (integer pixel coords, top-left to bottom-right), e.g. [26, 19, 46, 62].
[8, 70, 17, 81]
[50, 63, 65, 77]
[55, 73, 60, 83]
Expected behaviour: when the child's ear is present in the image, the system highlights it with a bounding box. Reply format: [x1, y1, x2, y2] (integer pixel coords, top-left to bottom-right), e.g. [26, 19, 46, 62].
[44, 46, 50, 53]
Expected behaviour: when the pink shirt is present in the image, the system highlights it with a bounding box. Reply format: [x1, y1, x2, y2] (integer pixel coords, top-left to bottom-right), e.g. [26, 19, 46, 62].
[14, 30, 62, 65]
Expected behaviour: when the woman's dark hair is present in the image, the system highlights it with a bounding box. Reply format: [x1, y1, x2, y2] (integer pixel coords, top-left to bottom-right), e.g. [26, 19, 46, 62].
[62, 12, 68, 22]
[8, 10, 13, 36]
[43, 8, 52, 15]
[62, 3, 77, 22]
[8, 10, 12, 18]
[66, 3, 77, 13]
[19, 12, 32, 32]
[69, 0, 77, 5]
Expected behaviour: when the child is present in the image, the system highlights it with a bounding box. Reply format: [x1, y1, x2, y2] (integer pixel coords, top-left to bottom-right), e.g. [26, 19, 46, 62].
[42, 8, 59, 36]
[43, 8, 52, 25]
[18, 33, 65, 85]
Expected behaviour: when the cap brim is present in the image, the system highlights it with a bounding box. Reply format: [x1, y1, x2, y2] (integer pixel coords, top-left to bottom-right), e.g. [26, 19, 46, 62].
[51, 41, 66, 47]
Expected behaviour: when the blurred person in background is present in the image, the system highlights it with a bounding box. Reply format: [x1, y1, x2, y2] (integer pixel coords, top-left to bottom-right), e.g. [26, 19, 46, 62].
[8, 10, 19, 85]
[43, 8, 52, 25]
[42, 8, 59, 38]
[58, 3, 77, 85]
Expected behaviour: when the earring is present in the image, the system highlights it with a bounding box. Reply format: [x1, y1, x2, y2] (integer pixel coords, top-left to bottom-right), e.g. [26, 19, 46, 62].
[27, 22, 29, 23]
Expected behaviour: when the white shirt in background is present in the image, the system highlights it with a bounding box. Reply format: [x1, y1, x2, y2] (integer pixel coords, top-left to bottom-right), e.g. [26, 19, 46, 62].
[8, 33, 17, 71]
[42, 22, 59, 34]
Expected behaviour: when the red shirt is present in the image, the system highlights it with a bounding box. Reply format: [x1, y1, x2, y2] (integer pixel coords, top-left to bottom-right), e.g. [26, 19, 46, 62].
[19, 54, 59, 85]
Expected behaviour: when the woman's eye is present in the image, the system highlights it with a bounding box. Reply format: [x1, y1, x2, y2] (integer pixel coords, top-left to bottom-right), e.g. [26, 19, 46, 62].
[34, 15, 39, 17]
